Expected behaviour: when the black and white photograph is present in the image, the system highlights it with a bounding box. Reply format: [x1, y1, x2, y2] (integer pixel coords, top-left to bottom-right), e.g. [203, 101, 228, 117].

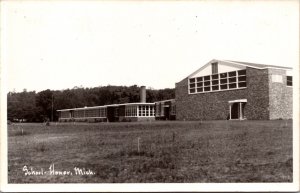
[0, 0, 299, 192]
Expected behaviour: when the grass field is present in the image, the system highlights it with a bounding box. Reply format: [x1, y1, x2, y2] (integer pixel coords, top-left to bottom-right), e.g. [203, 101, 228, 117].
[8, 120, 292, 183]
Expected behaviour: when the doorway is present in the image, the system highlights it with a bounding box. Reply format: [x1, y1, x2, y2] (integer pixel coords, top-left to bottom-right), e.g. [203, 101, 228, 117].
[231, 103, 239, 119]
[229, 99, 247, 120]
[164, 106, 170, 120]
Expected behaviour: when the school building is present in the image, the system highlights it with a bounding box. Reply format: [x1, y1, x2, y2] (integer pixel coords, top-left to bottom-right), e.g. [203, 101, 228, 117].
[175, 59, 293, 120]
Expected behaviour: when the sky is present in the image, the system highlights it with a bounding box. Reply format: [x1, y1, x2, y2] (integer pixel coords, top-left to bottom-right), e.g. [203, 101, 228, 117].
[1, 0, 299, 92]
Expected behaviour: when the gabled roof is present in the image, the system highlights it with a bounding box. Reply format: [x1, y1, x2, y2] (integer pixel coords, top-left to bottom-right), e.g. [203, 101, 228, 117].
[225, 60, 292, 70]
[187, 59, 292, 78]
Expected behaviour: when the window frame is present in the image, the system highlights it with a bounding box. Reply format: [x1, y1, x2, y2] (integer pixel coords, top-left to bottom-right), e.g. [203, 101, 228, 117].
[188, 69, 247, 94]
[287, 76, 293, 86]
[212, 62, 218, 74]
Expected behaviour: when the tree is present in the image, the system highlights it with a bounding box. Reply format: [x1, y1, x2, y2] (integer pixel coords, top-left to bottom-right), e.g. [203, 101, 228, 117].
[36, 89, 53, 121]
[7, 85, 175, 122]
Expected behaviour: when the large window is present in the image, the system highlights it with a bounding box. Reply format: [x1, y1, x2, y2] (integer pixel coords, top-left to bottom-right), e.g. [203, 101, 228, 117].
[85, 109, 99, 117]
[150, 106, 155, 116]
[74, 110, 84, 118]
[125, 106, 137, 117]
[287, 76, 292, 86]
[138, 105, 155, 117]
[74, 108, 107, 118]
[60, 111, 70, 118]
[99, 108, 107, 118]
[189, 69, 247, 94]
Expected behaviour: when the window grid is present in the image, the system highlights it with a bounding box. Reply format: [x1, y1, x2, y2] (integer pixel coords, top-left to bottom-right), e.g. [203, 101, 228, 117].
[74, 110, 84, 118]
[60, 111, 70, 118]
[85, 109, 99, 117]
[150, 106, 155, 116]
[138, 105, 155, 117]
[125, 106, 137, 117]
[99, 108, 107, 118]
[189, 69, 247, 94]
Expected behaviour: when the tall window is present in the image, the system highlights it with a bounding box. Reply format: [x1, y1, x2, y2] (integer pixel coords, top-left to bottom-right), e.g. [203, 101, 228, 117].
[189, 69, 246, 94]
[150, 106, 155, 116]
[99, 108, 107, 117]
[125, 106, 137, 117]
[189, 78, 196, 93]
[287, 76, 293, 86]
[212, 62, 218, 74]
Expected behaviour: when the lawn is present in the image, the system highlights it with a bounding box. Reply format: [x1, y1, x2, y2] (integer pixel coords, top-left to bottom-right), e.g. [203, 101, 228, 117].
[7, 120, 293, 183]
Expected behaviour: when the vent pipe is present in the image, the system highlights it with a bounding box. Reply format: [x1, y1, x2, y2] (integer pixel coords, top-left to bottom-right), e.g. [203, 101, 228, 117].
[140, 86, 146, 103]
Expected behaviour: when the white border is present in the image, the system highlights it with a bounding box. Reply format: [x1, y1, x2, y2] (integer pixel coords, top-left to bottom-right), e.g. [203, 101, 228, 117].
[1, 183, 299, 192]
[0, 1, 299, 192]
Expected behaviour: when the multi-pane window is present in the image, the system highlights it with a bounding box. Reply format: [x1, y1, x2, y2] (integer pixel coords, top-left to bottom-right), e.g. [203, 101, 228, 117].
[189, 78, 196, 94]
[125, 106, 137, 117]
[238, 70, 247, 88]
[99, 108, 107, 117]
[220, 72, 228, 90]
[204, 75, 211, 92]
[189, 69, 247, 94]
[150, 106, 155, 116]
[60, 111, 70, 118]
[138, 105, 155, 117]
[74, 110, 84, 118]
[211, 74, 219, 91]
[74, 108, 107, 118]
[287, 76, 293, 86]
[85, 109, 99, 117]
[228, 71, 237, 89]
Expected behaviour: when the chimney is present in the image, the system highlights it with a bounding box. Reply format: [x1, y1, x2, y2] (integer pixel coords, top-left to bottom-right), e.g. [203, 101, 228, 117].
[140, 86, 146, 103]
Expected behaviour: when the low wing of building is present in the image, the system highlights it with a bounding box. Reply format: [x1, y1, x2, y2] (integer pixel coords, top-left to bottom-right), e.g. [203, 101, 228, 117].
[57, 103, 156, 122]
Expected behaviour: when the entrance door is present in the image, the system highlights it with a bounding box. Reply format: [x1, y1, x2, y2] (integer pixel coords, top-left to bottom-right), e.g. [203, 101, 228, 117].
[164, 107, 170, 120]
[231, 103, 239, 119]
[229, 100, 246, 120]
[107, 107, 115, 122]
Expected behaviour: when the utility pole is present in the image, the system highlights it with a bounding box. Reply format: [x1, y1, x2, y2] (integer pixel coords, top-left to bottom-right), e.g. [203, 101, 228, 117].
[51, 94, 54, 122]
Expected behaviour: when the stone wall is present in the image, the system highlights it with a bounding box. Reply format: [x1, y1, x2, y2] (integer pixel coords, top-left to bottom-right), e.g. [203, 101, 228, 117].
[268, 68, 293, 119]
[175, 67, 272, 120]
[175, 78, 248, 120]
[245, 68, 270, 120]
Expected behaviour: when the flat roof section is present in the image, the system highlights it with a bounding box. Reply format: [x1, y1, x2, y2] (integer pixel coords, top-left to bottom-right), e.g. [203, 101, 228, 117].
[57, 102, 155, 112]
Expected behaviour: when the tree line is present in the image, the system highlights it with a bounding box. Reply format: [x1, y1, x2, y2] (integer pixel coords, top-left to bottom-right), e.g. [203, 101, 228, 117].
[7, 85, 175, 122]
